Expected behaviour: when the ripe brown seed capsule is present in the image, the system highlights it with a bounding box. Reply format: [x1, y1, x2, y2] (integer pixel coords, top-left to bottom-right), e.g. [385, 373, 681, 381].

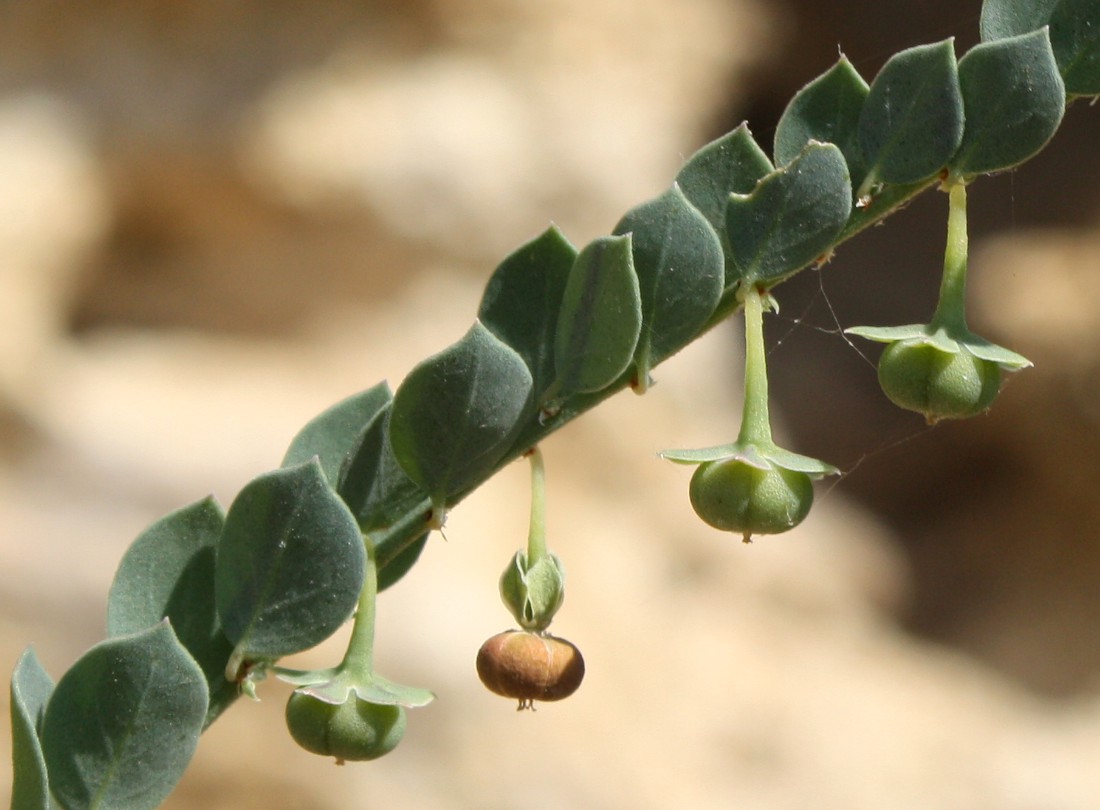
[476, 630, 585, 709]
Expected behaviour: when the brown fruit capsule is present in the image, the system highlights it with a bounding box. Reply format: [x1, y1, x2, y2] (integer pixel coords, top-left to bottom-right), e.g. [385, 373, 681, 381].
[476, 630, 585, 709]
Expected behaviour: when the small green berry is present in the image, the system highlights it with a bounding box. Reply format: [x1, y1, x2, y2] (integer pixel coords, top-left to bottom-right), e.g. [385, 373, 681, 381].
[285, 691, 406, 763]
[877, 340, 1001, 422]
[476, 630, 585, 709]
[689, 458, 813, 542]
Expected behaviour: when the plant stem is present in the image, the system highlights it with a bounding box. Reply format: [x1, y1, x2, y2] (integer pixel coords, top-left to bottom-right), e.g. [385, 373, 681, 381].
[736, 285, 774, 446]
[931, 181, 970, 333]
[372, 178, 945, 573]
[526, 447, 549, 565]
[341, 535, 379, 675]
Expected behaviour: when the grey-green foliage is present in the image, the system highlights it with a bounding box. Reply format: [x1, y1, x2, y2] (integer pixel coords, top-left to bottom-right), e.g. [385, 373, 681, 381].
[612, 183, 724, 385]
[107, 497, 236, 727]
[389, 321, 533, 511]
[10, 648, 54, 810]
[774, 56, 869, 181]
[950, 28, 1065, 177]
[549, 234, 642, 396]
[725, 142, 852, 285]
[478, 225, 577, 403]
[41, 623, 207, 810]
[216, 459, 366, 661]
[9, 0, 1097, 806]
[675, 124, 773, 285]
[282, 382, 393, 484]
[858, 39, 964, 189]
[981, 0, 1100, 96]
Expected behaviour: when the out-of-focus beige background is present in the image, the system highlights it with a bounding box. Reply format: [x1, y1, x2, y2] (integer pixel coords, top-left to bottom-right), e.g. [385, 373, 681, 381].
[3, 1, 1100, 808]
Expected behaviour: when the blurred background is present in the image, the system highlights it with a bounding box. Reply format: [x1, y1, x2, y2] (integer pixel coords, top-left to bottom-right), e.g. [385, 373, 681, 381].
[2, 1, 1100, 808]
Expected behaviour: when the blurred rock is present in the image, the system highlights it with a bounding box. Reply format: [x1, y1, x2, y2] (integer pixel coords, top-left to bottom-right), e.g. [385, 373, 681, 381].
[0, 95, 106, 417]
[2, 1, 1100, 809]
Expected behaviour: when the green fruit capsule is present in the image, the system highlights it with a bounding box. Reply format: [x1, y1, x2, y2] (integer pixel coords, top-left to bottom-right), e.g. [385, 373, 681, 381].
[689, 458, 813, 542]
[877, 340, 1001, 422]
[285, 691, 406, 763]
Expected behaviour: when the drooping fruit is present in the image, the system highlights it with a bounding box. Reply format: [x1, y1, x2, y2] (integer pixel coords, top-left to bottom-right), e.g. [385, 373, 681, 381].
[476, 630, 584, 709]
[689, 458, 813, 541]
[285, 691, 406, 763]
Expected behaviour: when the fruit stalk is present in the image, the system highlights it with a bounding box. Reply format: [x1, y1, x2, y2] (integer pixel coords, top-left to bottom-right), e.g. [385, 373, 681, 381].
[931, 181, 970, 332]
[737, 284, 774, 447]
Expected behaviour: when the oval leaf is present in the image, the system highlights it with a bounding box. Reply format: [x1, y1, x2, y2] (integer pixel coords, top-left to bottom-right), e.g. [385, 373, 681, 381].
[950, 29, 1066, 178]
[981, 0, 1100, 95]
[675, 124, 773, 286]
[375, 531, 429, 593]
[107, 496, 236, 727]
[1049, 0, 1100, 95]
[10, 647, 54, 810]
[858, 39, 963, 188]
[41, 623, 207, 810]
[612, 184, 724, 378]
[981, 0, 1061, 38]
[478, 225, 577, 401]
[774, 55, 870, 187]
[216, 459, 366, 660]
[551, 234, 643, 395]
[726, 141, 852, 285]
[338, 404, 425, 531]
[389, 321, 533, 505]
[282, 382, 393, 484]
[333, 405, 431, 591]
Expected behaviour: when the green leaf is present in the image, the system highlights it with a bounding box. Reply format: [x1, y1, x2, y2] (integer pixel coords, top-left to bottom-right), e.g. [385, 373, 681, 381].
[1050, 0, 1100, 95]
[675, 124, 773, 285]
[612, 183, 724, 382]
[375, 531, 429, 593]
[389, 321, 533, 509]
[216, 459, 366, 660]
[10, 647, 55, 810]
[981, 0, 1060, 37]
[41, 623, 207, 810]
[774, 55, 870, 186]
[106, 496, 236, 728]
[478, 225, 577, 402]
[725, 142, 852, 285]
[981, 0, 1100, 95]
[551, 235, 643, 395]
[338, 404, 426, 533]
[282, 383, 393, 484]
[858, 39, 963, 189]
[950, 29, 1065, 178]
[334, 404, 431, 590]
